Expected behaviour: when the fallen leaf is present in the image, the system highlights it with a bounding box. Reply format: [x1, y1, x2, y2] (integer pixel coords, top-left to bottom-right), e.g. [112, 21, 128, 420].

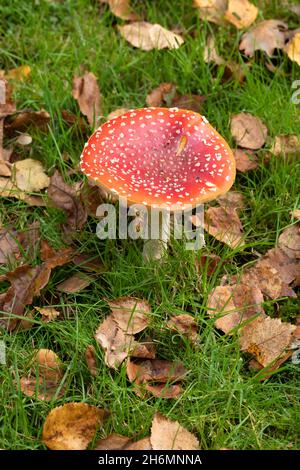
[150, 413, 199, 450]
[33, 348, 62, 381]
[291, 209, 300, 221]
[171, 94, 206, 113]
[72, 253, 104, 273]
[5, 65, 31, 82]
[56, 272, 94, 293]
[61, 110, 88, 133]
[146, 83, 176, 107]
[270, 134, 300, 160]
[0, 177, 45, 205]
[194, 0, 227, 25]
[167, 314, 199, 344]
[144, 383, 183, 399]
[239, 20, 287, 57]
[85, 345, 97, 376]
[239, 316, 296, 367]
[233, 149, 258, 172]
[207, 284, 265, 334]
[35, 306, 61, 322]
[107, 108, 129, 121]
[95, 315, 136, 369]
[48, 170, 87, 233]
[131, 340, 156, 359]
[0, 228, 20, 264]
[204, 206, 244, 248]
[0, 160, 11, 177]
[108, 297, 151, 334]
[259, 247, 300, 286]
[72, 72, 102, 127]
[125, 437, 152, 450]
[278, 225, 300, 259]
[285, 32, 300, 65]
[217, 191, 245, 212]
[12, 158, 50, 192]
[4, 109, 50, 133]
[42, 403, 107, 450]
[118, 22, 184, 51]
[107, 0, 138, 20]
[225, 0, 258, 29]
[230, 113, 268, 150]
[196, 253, 222, 276]
[0, 79, 16, 118]
[95, 433, 131, 450]
[126, 359, 187, 384]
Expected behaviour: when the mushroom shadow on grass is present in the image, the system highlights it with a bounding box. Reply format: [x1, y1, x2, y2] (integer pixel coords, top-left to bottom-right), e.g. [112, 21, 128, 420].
[80, 107, 236, 259]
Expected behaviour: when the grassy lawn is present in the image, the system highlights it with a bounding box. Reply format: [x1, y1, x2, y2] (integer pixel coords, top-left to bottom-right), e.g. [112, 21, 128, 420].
[0, 0, 300, 450]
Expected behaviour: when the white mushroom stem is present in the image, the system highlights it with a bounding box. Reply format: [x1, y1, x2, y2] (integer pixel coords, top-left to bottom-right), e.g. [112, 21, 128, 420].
[142, 208, 171, 261]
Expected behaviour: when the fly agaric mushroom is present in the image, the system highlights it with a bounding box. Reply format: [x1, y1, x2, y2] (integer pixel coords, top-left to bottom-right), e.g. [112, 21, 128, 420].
[80, 107, 235, 256]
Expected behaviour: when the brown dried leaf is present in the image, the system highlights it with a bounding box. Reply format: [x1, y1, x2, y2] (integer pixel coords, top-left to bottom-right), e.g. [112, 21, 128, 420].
[0, 228, 20, 264]
[131, 340, 156, 359]
[118, 22, 184, 51]
[167, 314, 199, 344]
[260, 248, 300, 286]
[231, 113, 268, 150]
[72, 72, 102, 127]
[19, 376, 64, 401]
[85, 345, 97, 376]
[108, 0, 138, 20]
[33, 349, 63, 382]
[95, 433, 131, 450]
[204, 206, 244, 248]
[239, 20, 288, 57]
[285, 32, 300, 65]
[194, 0, 227, 25]
[95, 315, 136, 369]
[270, 134, 300, 160]
[108, 297, 151, 334]
[204, 35, 224, 65]
[233, 149, 258, 172]
[72, 253, 104, 273]
[4, 109, 50, 133]
[146, 83, 176, 107]
[125, 437, 152, 450]
[225, 0, 258, 29]
[12, 158, 50, 192]
[196, 253, 222, 277]
[35, 306, 61, 322]
[150, 413, 199, 450]
[126, 359, 187, 384]
[239, 316, 296, 367]
[171, 94, 206, 113]
[56, 272, 94, 293]
[278, 225, 300, 259]
[48, 170, 87, 233]
[217, 191, 245, 212]
[0, 176, 46, 206]
[0, 79, 16, 118]
[144, 383, 182, 399]
[207, 284, 264, 334]
[42, 403, 107, 450]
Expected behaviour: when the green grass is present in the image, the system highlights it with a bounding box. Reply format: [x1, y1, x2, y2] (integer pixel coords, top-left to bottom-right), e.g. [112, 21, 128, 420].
[0, 0, 300, 450]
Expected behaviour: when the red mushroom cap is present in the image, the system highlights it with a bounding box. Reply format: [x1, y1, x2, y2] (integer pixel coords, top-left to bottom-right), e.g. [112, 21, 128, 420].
[80, 107, 235, 211]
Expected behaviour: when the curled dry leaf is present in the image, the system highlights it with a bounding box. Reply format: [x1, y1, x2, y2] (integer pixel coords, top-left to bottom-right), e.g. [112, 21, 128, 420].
[150, 413, 199, 450]
[207, 284, 264, 334]
[108, 296, 151, 334]
[270, 134, 300, 160]
[131, 340, 156, 359]
[167, 314, 199, 344]
[259, 247, 300, 286]
[196, 253, 222, 277]
[230, 113, 268, 150]
[107, 108, 129, 121]
[239, 20, 288, 57]
[204, 206, 244, 248]
[48, 170, 87, 233]
[278, 225, 300, 259]
[72, 253, 104, 273]
[146, 83, 176, 107]
[95, 433, 132, 450]
[95, 315, 136, 369]
[85, 345, 97, 376]
[127, 359, 187, 384]
[56, 272, 95, 293]
[233, 149, 258, 172]
[4, 110, 50, 134]
[33, 349, 62, 382]
[35, 306, 60, 322]
[118, 22, 184, 51]
[12, 158, 50, 192]
[285, 32, 300, 65]
[224, 0, 258, 29]
[239, 316, 296, 367]
[42, 403, 108, 450]
[107, 0, 138, 21]
[72, 72, 102, 128]
[194, 0, 227, 25]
